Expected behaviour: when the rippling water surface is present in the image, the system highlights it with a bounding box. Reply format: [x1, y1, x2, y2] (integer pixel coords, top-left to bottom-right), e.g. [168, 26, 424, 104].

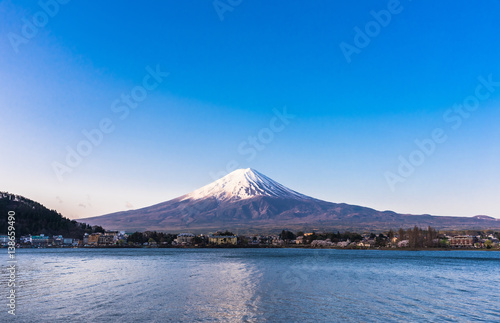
[1, 249, 499, 322]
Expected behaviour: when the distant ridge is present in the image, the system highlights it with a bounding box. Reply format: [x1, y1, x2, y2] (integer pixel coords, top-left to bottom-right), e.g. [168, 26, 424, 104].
[79, 169, 500, 233]
[473, 215, 496, 220]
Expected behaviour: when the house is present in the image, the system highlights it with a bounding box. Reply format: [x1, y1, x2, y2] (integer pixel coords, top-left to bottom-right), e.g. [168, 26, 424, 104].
[98, 232, 116, 246]
[31, 234, 50, 246]
[115, 231, 127, 242]
[357, 241, 371, 248]
[63, 238, 74, 246]
[208, 235, 237, 245]
[247, 236, 260, 245]
[272, 236, 284, 246]
[88, 233, 101, 246]
[19, 236, 31, 244]
[295, 236, 304, 244]
[0, 235, 10, 246]
[450, 235, 476, 248]
[177, 233, 195, 244]
[53, 235, 64, 246]
[487, 234, 499, 243]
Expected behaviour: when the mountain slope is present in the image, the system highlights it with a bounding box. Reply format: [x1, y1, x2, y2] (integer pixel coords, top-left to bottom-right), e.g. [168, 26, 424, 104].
[80, 169, 500, 233]
[0, 192, 98, 238]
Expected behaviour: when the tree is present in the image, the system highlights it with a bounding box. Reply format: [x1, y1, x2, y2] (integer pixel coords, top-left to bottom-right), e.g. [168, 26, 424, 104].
[216, 231, 234, 236]
[398, 228, 406, 241]
[485, 240, 493, 249]
[439, 238, 450, 248]
[304, 232, 318, 244]
[192, 236, 204, 245]
[425, 226, 438, 247]
[280, 230, 296, 242]
[375, 233, 386, 247]
[128, 232, 145, 244]
[408, 226, 424, 248]
[0, 193, 99, 238]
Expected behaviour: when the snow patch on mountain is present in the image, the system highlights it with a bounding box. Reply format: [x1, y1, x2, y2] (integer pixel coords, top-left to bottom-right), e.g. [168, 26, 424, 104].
[181, 168, 313, 202]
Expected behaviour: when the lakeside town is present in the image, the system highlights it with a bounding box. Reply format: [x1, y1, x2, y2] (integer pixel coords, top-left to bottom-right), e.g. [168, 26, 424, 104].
[2, 227, 500, 250]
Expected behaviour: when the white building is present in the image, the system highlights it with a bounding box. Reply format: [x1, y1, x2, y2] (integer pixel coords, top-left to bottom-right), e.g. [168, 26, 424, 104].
[177, 233, 195, 244]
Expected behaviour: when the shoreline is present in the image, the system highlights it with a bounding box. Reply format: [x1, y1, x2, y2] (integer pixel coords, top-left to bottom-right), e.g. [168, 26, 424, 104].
[9, 245, 500, 251]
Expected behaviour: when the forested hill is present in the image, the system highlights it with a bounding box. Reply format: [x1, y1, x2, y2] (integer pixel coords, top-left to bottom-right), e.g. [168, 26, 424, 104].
[0, 192, 101, 239]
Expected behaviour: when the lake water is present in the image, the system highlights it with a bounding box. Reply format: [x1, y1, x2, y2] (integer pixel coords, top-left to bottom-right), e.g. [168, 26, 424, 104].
[1, 248, 499, 322]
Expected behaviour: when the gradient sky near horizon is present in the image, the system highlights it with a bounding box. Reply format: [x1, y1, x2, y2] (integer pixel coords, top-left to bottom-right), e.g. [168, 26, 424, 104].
[1, 0, 500, 220]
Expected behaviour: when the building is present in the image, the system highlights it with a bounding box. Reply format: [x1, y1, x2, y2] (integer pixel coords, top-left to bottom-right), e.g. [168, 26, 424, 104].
[63, 238, 74, 246]
[450, 235, 476, 248]
[295, 236, 304, 244]
[357, 241, 371, 248]
[115, 231, 127, 242]
[208, 235, 237, 245]
[53, 235, 64, 246]
[88, 233, 101, 246]
[0, 235, 10, 246]
[31, 234, 50, 246]
[98, 232, 116, 246]
[177, 233, 195, 244]
[487, 234, 499, 243]
[83, 233, 89, 245]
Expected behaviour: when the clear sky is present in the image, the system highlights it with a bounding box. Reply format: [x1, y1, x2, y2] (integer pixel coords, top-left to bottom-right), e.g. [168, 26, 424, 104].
[1, 0, 499, 219]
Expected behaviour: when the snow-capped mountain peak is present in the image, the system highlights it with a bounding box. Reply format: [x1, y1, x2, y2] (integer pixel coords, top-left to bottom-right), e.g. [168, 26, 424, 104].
[181, 168, 312, 202]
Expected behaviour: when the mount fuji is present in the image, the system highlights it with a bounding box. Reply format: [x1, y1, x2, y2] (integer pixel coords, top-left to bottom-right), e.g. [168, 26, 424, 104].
[180, 168, 313, 202]
[80, 168, 499, 233]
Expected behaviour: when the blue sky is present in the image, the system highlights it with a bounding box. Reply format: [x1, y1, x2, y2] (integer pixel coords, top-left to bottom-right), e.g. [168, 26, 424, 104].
[1, 0, 499, 219]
